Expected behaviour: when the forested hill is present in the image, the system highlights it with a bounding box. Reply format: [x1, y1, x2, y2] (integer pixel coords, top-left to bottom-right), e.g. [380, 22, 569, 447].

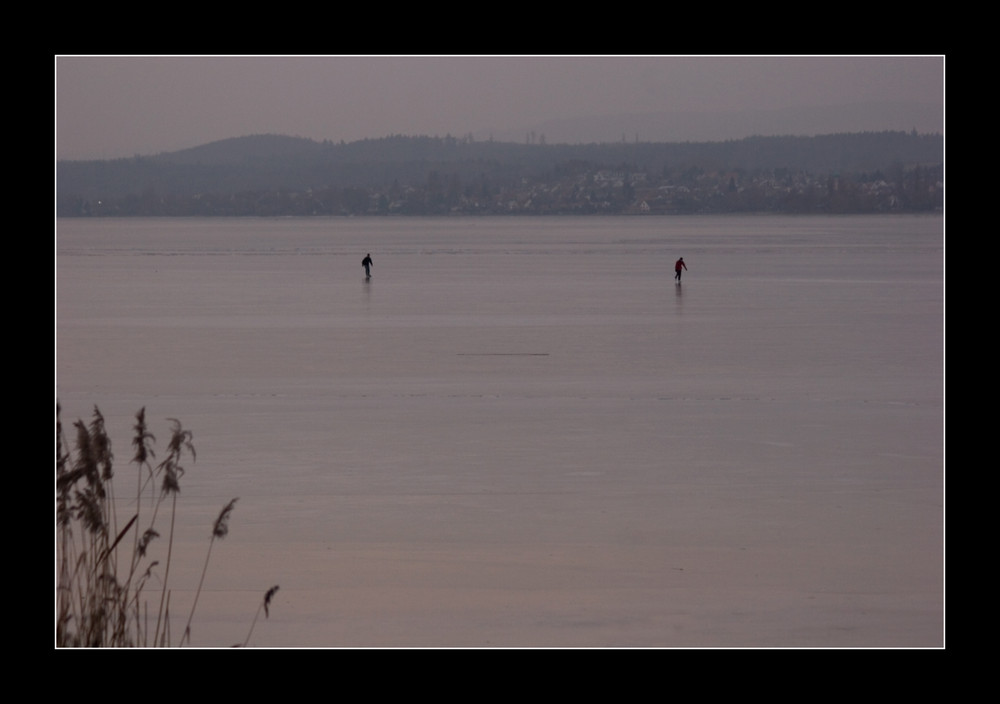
[57, 131, 944, 217]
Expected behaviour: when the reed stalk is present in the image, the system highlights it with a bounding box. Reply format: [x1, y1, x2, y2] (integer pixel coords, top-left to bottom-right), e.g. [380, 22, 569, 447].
[181, 498, 238, 646]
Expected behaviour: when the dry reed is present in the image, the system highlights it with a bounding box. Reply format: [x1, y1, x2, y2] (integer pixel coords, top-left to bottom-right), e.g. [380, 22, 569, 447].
[56, 404, 278, 647]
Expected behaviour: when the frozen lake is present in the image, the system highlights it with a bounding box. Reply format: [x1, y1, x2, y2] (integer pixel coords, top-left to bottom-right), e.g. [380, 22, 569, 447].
[56, 215, 944, 647]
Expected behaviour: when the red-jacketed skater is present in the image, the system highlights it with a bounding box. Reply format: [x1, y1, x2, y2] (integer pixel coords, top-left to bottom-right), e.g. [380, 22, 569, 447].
[674, 257, 687, 282]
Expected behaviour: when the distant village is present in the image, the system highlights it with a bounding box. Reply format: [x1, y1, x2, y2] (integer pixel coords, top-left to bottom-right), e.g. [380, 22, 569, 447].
[70, 163, 943, 217]
[361, 165, 943, 216]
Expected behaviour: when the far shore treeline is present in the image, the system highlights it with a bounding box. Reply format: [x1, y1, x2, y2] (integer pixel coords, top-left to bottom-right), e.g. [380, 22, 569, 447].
[57, 131, 943, 217]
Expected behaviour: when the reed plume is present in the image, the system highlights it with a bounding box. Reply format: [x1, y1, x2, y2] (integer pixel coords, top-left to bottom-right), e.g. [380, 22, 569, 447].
[241, 585, 280, 647]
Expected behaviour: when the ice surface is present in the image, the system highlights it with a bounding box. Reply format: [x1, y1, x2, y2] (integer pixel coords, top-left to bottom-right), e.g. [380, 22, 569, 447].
[56, 215, 944, 647]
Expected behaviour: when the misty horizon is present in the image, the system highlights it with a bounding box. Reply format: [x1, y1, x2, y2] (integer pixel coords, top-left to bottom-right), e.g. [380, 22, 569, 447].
[55, 56, 945, 161]
[58, 100, 944, 162]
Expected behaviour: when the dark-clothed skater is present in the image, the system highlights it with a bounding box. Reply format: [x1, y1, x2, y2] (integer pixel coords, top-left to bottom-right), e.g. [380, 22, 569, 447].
[362, 253, 373, 279]
[674, 257, 687, 282]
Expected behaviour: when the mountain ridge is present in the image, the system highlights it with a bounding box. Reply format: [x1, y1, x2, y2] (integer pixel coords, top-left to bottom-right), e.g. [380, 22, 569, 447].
[477, 101, 944, 145]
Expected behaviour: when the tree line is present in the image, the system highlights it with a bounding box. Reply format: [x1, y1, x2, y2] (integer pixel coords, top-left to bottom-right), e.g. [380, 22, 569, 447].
[56, 131, 943, 217]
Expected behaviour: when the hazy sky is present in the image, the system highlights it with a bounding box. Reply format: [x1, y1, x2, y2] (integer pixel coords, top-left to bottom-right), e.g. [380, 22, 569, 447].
[55, 55, 944, 160]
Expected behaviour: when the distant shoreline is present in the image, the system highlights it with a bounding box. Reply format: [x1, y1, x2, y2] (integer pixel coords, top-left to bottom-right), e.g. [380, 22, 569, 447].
[57, 132, 943, 218]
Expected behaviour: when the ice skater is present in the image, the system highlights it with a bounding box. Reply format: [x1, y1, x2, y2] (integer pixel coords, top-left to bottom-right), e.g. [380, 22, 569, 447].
[674, 256, 687, 283]
[362, 253, 373, 279]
